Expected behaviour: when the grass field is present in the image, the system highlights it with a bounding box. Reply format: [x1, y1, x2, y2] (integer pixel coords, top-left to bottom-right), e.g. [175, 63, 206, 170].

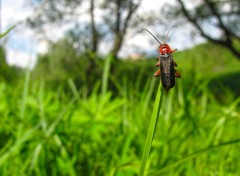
[0, 42, 240, 175]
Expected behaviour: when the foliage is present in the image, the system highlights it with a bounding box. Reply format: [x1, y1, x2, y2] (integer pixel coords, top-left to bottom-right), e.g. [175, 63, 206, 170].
[0, 46, 23, 83]
[0, 43, 240, 175]
[0, 26, 23, 83]
[32, 40, 240, 96]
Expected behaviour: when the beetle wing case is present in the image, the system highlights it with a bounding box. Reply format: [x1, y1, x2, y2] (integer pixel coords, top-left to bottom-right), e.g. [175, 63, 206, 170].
[160, 54, 175, 91]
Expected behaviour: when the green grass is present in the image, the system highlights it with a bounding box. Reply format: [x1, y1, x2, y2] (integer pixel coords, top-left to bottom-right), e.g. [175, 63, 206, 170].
[0, 42, 240, 175]
[139, 82, 163, 176]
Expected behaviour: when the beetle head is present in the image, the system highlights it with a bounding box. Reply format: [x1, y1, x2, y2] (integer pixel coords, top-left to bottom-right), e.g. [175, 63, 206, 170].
[159, 44, 171, 54]
[140, 26, 177, 54]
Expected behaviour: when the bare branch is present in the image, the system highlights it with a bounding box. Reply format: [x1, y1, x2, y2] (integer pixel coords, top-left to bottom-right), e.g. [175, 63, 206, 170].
[110, 0, 142, 58]
[176, 0, 240, 59]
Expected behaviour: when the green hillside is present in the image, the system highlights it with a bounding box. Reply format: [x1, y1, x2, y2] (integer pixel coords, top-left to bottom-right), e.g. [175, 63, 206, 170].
[176, 42, 240, 96]
[177, 42, 240, 75]
[118, 42, 240, 96]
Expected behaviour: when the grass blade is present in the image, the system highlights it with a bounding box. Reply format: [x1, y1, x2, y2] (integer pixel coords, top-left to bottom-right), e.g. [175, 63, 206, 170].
[148, 138, 240, 175]
[138, 82, 164, 176]
[0, 25, 16, 38]
[102, 54, 112, 96]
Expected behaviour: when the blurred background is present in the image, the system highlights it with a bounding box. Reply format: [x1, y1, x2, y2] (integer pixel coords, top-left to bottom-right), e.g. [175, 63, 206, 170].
[0, 0, 240, 175]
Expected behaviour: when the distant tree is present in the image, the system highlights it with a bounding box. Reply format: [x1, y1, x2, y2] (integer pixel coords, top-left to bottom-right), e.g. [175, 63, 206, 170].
[101, 0, 142, 58]
[26, 0, 152, 59]
[90, 0, 99, 54]
[26, 0, 102, 77]
[163, 0, 240, 59]
[26, 0, 99, 53]
[33, 36, 80, 82]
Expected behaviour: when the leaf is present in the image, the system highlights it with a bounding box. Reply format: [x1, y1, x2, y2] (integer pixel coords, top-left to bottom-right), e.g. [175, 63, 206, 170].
[0, 25, 16, 38]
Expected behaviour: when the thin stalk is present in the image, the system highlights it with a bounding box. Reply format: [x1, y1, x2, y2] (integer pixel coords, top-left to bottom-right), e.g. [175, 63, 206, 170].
[17, 69, 31, 141]
[102, 54, 112, 96]
[138, 82, 164, 176]
[20, 69, 31, 119]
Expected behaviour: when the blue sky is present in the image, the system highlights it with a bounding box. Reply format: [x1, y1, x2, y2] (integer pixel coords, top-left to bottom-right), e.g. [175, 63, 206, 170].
[2, 0, 39, 67]
[2, 0, 205, 68]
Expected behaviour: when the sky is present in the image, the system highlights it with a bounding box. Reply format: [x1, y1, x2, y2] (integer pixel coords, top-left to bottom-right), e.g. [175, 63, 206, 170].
[1, 0, 205, 68]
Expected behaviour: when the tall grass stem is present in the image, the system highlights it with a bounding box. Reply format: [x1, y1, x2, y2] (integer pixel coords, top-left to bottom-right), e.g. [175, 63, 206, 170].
[138, 82, 163, 176]
[102, 54, 112, 96]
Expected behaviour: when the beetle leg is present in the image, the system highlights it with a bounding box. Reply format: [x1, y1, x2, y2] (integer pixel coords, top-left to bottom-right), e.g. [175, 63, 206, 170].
[154, 69, 161, 77]
[170, 49, 177, 54]
[174, 61, 177, 66]
[174, 69, 181, 78]
[156, 56, 160, 60]
[155, 61, 160, 67]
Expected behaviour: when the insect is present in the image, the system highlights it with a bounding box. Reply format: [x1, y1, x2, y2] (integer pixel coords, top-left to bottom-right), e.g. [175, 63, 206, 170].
[141, 26, 181, 91]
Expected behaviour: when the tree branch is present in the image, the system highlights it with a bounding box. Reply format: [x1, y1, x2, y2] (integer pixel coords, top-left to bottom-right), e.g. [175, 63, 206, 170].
[111, 0, 141, 58]
[90, 0, 99, 53]
[176, 0, 240, 59]
[204, 0, 231, 40]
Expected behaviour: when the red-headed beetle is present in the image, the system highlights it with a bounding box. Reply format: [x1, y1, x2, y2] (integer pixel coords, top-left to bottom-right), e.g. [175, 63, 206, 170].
[141, 26, 181, 91]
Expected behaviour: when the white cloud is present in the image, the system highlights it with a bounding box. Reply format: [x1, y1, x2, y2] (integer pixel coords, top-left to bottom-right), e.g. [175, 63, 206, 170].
[2, 0, 32, 29]
[2, 0, 37, 68]
[37, 40, 49, 54]
[7, 49, 36, 68]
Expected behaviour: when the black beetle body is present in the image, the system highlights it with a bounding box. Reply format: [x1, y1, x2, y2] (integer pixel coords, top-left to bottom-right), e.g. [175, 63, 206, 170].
[160, 53, 175, 91]
[141, 27, 181, 91]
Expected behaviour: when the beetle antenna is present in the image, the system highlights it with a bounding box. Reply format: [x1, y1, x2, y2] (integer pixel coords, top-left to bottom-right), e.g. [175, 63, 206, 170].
[164, 25, 178, 44]
[140, 28, 162, 45]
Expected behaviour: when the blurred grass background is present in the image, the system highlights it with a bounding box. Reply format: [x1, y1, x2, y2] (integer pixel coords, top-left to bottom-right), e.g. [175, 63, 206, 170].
[0, 40, 240, 175]
[1, 0, 240, 174]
